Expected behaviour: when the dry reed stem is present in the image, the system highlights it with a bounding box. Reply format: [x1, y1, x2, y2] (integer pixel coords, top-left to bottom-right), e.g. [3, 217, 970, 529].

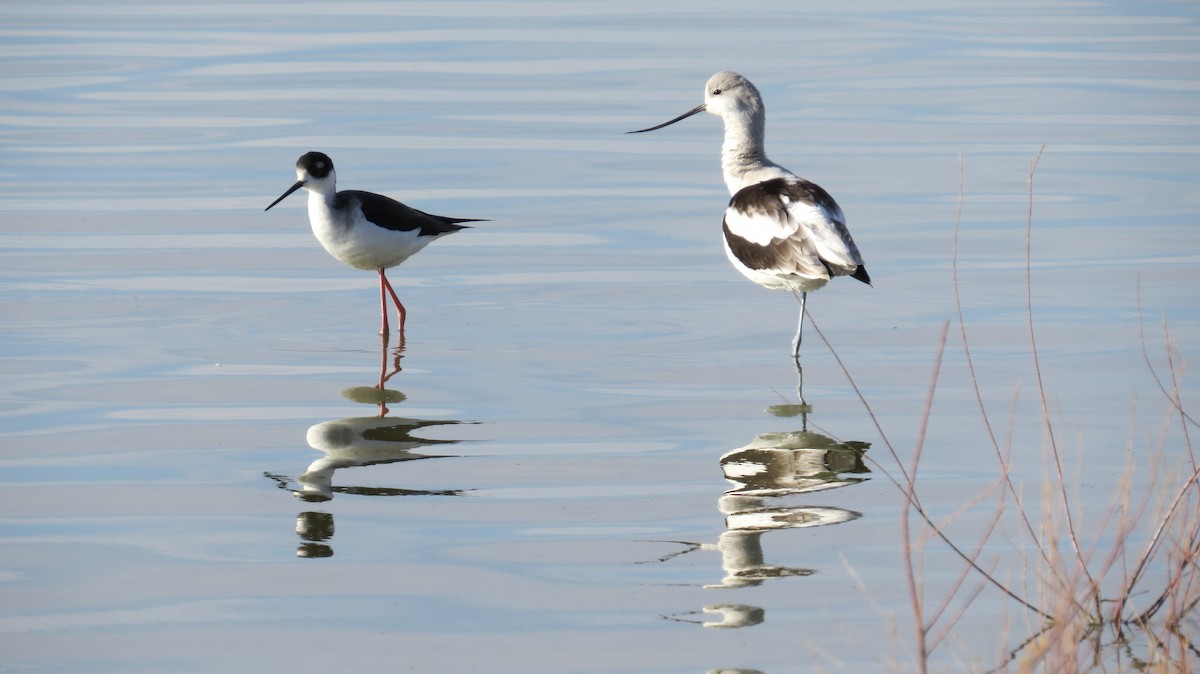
[1022, 146, 1095, 595]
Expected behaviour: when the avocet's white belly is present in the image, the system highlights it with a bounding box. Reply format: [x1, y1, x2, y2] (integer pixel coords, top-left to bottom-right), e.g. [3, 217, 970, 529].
[721, 237, 830, 293]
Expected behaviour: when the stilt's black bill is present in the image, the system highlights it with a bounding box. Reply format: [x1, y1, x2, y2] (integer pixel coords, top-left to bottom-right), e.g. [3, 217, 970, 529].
[265, 180, 305, 211]
[627, 104, 707, 134]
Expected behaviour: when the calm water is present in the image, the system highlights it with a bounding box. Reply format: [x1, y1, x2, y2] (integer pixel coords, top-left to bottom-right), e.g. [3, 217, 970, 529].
[2, 1, 1198, 672]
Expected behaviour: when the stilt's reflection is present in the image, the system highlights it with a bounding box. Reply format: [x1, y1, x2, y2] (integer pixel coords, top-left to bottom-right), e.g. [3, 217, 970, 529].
[295, 511, 335, 558]
[265, 331, 466, 557]
[292, 413, 462, 502]
[657, 361, 870, 629]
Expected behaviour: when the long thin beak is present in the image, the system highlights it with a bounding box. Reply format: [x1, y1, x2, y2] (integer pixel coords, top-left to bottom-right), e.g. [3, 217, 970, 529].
[265, 180, 305, 211]
[627, 103, 707, 134]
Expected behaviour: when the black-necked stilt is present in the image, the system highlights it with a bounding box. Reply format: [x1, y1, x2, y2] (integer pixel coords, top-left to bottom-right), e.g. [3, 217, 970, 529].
[630, 71, 870, 358]
[265, 151, 482, 335]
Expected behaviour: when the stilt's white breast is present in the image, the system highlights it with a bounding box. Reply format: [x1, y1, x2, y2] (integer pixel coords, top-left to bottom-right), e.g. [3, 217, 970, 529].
[307, 192, 436, 271]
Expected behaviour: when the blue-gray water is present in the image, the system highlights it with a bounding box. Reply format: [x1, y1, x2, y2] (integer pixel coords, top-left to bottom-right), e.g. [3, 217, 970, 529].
[2, 1, 1198, 672]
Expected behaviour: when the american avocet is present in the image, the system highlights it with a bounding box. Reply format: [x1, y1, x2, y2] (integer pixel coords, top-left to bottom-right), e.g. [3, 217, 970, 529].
[631, 72, 870, 358]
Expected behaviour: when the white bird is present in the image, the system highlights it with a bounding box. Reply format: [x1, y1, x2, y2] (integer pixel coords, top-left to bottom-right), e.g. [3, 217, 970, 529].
[630, 71, 870, 358]
[266, 151, 482, 335]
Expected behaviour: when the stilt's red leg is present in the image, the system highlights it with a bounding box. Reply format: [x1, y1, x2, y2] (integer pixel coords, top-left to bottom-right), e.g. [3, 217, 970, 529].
[379, 269, 406, 334]
[378, 270, 390, 335]
[376, 332, 390, 416]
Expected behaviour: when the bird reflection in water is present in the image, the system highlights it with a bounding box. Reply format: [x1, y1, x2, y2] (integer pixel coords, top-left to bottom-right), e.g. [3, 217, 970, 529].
[265, 333, 466, 557]
[710, 361, 869, 588]
[657, 362, 869, 628]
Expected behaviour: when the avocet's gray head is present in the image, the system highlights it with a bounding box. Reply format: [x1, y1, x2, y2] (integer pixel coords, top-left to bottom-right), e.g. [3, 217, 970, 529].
[265, 151, 337, 211]
[628, 71, 764, 134]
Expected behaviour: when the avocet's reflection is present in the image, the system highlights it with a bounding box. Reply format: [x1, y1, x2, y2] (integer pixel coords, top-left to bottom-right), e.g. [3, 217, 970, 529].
[707, 424, 868, 589]
[706, 361, 868, 588]
[265, 334, 467, 557]
[658, 363, 870, 627]
[664, 603, 766, 630]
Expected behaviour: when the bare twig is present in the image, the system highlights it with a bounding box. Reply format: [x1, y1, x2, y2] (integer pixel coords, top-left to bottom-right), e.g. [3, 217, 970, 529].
[1136, 279, 1200, 432]
[1125, 460, 1200, 622]
[810, 315, 1051, 623]
[901, 321, 958, 673]
[953, 151, 1061, 587]
[1023, 146, 1095, 592]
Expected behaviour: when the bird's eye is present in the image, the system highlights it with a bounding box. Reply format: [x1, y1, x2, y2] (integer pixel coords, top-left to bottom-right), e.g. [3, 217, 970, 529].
[712, 88, 722, 95]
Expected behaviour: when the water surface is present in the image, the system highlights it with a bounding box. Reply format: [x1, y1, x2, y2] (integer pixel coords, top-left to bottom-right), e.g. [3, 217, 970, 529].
[1, 1, 1198, 671]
